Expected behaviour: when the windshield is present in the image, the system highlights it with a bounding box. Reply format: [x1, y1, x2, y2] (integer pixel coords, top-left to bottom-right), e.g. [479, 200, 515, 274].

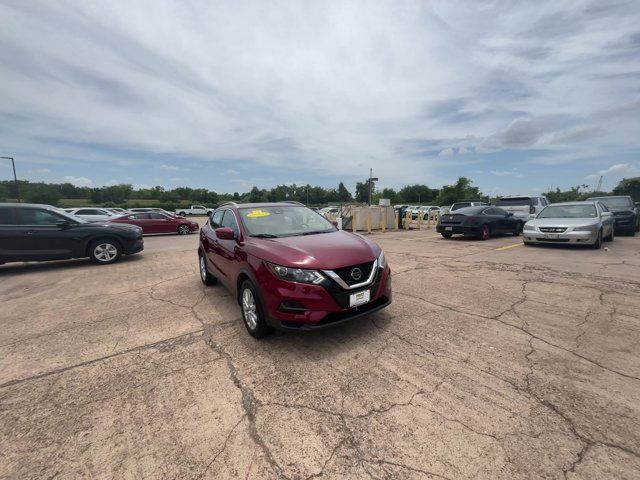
[537, 205, 597, 218]
[497, 197, 532, 206]
[589, 197, 632, 209]
[239, 206, 335, 237]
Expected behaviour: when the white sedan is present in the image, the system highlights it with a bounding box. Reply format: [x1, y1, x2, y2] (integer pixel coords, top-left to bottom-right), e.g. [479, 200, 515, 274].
[64, 207, 115, 222]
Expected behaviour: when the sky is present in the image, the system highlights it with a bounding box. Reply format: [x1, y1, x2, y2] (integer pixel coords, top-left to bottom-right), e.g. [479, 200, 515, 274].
[0, 0, 639, 196]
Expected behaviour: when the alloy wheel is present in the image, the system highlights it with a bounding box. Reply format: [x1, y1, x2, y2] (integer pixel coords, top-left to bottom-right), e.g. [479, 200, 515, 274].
[178, 225, 190, 235]
[200, 256, 207, 281]
[242, 288, 258, 330]
[94, 243, 118, 262]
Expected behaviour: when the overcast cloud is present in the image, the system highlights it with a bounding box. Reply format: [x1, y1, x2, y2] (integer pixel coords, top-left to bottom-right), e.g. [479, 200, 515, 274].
[0, 0, 639, 194]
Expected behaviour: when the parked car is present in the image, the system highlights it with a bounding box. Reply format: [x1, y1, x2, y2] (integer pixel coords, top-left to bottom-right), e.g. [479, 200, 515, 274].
[129, 207, 183, 217]
[198, 202, 392, 338]
[585, 196, 639, 235]
[411, 206, 439, 220]
[318, 206, 340, 216]
[437, 206, 522, 240]
[523, 201, 614, 248]
[104, 208, 129, 216]
[450, 200, 487, 211]
[65, 207, 114, 222]
[175, 205, 213, 216]
[110, 212, 199, 235]
[0, 203, 143, 265]
[496, 196, 549, 221]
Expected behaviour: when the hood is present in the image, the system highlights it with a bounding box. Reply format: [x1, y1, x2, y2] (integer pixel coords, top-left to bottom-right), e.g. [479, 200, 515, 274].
[245, 230, 379, 269]
[528, 217, 600, 227]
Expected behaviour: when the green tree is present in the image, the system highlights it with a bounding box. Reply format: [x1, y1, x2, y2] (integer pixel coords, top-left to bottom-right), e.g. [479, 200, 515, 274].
[613, 177, 640, 201]
[435, 177, 482, 206]
[337, 182, 353, 202]
[355, 181, 375, 203]
[24, 184, 62, 206]
[543, 185, 589, 203]
[397, 185, 439, 204]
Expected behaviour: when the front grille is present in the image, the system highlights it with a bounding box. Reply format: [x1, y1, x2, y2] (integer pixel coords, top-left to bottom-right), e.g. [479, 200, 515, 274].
[539, 227, 567, 233]
[332, 261, 375, 287]
[320, 269, 382, 308]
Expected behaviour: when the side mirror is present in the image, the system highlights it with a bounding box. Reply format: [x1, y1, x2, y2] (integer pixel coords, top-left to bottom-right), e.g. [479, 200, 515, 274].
[56, 220, 72, 230]
[215, 227, 236, 240]
[601, 211, 613, 217]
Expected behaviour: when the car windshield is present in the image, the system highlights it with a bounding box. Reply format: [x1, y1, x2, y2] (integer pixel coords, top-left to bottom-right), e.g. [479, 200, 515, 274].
[497, 197, 532, 206]
[239, 206, 334, 237]
[538, 205, 597, 218]
[589, 197, 632, 209]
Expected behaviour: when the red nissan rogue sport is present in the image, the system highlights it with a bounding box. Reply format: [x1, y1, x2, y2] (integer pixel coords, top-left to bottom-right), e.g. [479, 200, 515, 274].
[198, 202, 392, 338]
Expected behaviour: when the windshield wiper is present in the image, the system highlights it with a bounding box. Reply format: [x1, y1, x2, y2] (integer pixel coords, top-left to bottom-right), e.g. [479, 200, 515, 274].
[250, 233, 279, 238]
[298, 230, 329, 236]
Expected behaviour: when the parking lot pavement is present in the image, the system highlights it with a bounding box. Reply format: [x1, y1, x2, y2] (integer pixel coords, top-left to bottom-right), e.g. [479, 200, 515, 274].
[1, 227, 640, 479]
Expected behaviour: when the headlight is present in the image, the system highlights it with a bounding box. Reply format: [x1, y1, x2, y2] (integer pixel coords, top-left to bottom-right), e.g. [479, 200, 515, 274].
[265, 262, 324, 284]
[378, 250, 387, 269]
[523, 224, 536, 231]
[573, 225, 597, 232]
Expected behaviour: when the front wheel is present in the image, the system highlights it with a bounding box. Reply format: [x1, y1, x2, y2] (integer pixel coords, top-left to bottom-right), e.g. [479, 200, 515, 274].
[178, 224, 191, 235]
[239, 281, 273, 339]
[199, 253, 217, 286]
[178, 211, 187, 216]
[479, 224, 490, 241]
[89, 239, 122, 264]
[592, 230, 603, 249]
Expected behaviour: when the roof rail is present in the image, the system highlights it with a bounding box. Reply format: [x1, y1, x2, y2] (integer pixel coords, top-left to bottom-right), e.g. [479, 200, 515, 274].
[219, 201, 238, 208]
[278, 201, 305, 206]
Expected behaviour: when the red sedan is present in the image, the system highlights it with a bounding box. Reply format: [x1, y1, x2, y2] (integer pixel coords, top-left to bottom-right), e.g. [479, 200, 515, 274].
[111, 212, 199, 235]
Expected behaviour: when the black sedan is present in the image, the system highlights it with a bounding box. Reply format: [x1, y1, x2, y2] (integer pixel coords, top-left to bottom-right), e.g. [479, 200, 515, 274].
[436, 206, 523, 240]
[0, 203, 144, 265]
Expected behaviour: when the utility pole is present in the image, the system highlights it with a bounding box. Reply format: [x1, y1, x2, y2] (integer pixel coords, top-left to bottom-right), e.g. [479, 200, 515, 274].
[367, 168, 379, 206]
[0, 156, 20, 202]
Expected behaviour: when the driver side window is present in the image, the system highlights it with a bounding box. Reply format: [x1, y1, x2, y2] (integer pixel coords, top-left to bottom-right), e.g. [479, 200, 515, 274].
[211, 210, 224, 228]
[16, 208, 63, 225]
[220, 210, 239, 237]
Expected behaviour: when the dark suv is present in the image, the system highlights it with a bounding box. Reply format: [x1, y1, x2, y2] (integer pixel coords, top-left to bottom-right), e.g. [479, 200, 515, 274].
[0, 203, 144, 265]
[198, 202, 392, 338]
[586, 196, 639, 236]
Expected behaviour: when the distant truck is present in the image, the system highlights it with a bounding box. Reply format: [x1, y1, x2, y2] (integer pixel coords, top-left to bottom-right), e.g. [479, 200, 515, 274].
[175, 205, 213, 216]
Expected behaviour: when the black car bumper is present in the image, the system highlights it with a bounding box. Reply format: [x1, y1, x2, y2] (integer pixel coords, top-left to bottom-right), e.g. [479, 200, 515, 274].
[436, 224, 479, 235]
[613, 214, 637, 231]
[122, 237, 144, 255]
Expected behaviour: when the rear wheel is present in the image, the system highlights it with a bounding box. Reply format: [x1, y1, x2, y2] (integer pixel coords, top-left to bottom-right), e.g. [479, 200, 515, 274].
[240, 281, 272, 339]
[513, 222, 522, 236]
[178, 224, 191, 235]
[89, 239, 122, 264]
[592, 230, 603, 249]
[199, 253, 217, 286]
[479, 224, 490, 241]
[441, 232, 452, 239]
[178, 211, 186, 216]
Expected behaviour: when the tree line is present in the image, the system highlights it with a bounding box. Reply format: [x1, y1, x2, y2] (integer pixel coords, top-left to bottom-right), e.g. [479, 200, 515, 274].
[1, 176, 639, 209]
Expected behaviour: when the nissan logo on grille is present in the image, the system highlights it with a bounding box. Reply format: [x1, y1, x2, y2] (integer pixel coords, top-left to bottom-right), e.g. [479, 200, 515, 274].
[350, 267, 362, 281]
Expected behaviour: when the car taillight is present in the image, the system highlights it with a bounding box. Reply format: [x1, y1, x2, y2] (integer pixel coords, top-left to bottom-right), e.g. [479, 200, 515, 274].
[529, 205, 535, 214]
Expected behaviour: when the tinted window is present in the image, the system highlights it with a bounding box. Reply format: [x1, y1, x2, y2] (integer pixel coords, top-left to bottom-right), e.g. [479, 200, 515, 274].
[131, 213, 151, 220]
[496, 197, 532, 206]
[452, 206, 486, 215]
[451, 202, 471, 211]
[220, 210, 240, 237]
[0, 207, 16, 225]
[588, 197, 633, 209]
[211, 210, 223, 228]
[76, 209, 103, 215]
[149, 213, 168, 220]
[16, 208, 64, 225]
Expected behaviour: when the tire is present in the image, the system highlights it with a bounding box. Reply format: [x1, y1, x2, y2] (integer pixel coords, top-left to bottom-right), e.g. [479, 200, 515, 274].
[479, 224, 490, 241]
[513, 222, 522, 236]
[239, 280, 273, 339]
[89, 239, 122, 264]
[605, 226, 614, 242]
[199, 253, 217, 286]
[592, 230, 603, 249]
[178, 224, 191, 235]
[178, 211, 186, 216]
[441, 232, 452, 239]
[523, 241, 533, 246]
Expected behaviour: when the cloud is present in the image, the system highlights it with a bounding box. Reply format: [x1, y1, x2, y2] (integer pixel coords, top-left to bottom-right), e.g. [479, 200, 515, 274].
[104, 179, 119, 186]
[0, 1, 638, 192]
[490, 168, 523, 178]
[63, 175, 93, 187]
[585, 163, 639, 180]
[226, 169, 239, 175]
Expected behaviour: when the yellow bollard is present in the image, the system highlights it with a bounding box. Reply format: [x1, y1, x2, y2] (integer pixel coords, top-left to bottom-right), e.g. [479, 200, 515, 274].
[352, 212, 357, 233]
[405, 211, 411, 230]
[417, 211, 422, 230]
[394, 211, 399, 230]
[367, 211, 372, 234]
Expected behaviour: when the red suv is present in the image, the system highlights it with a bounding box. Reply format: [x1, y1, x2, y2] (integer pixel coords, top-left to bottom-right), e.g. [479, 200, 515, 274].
[198, 202, 392, 338]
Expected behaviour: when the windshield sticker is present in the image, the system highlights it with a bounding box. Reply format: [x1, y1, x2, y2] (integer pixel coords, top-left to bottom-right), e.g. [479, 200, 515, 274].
[246, 210, 271, 218]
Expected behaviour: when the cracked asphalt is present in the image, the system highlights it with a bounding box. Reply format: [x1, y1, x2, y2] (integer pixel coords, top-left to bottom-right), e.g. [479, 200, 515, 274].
[1, 222, 640, 479]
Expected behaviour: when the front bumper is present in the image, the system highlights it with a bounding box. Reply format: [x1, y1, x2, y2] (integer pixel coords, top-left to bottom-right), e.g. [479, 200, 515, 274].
[523, 229, 597, 244]
[259, 264, 392, 331]
[123, 237, 144, 254]
[613, 215, 636, 231]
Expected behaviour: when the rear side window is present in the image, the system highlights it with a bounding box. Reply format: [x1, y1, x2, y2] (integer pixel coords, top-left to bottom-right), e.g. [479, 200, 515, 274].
[76, 209, 102, 215]
[0, 207, 16, 225]
[131, 214, 151, 220]
[497, 197, 532, 206]
[210, 210, 223, 228]
[451, 202, 471, 211]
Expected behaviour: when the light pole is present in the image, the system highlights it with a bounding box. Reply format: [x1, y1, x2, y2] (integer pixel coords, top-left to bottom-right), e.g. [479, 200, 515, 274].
[0, 156, 20, 203]
[367, 168, 379, 206]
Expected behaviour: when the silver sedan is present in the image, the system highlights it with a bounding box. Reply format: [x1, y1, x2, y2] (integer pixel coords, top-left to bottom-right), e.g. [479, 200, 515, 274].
[523, 201, 615, 249]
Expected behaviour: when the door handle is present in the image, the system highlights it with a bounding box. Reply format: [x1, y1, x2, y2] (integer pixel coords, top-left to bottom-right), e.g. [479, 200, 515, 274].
[26, 230, 37, 235]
